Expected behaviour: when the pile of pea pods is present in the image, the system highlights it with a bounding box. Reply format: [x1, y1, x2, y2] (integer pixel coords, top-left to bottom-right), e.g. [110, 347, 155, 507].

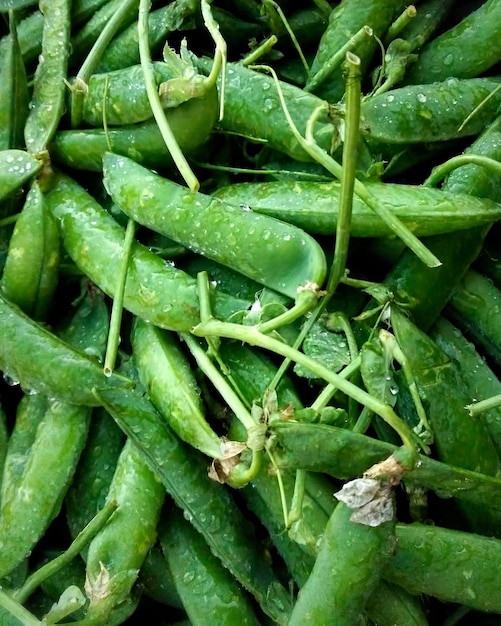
[3, 0, 501, 624]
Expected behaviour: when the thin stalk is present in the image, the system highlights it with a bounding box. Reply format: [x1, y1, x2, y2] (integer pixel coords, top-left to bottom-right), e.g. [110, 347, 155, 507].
[201, 0, 226, 121]
[424, 154, 501, 187]
[104, 218, 136, 376]
[193, 318, 419, 462]
[252, 64, 441, 268]
[71, 0, 138, 127]
[241, 35, 278, 66]
[138, 0, 199, 191]
[305, 26, 372, 93]
[0, 588, 41, 626]
[466, 393, 501, 417]
[327, 52, 360, 294]
[384, 5, 417, 45]
[14, 500, 118, 603]
[310, 357, 361, 413]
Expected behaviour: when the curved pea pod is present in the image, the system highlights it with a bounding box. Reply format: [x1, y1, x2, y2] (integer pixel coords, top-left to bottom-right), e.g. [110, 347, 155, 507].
[213, 179, 501, 237]
[0, 399, 91, 580]
[82, 438, 165, 624]
[385, 523, 501, 613]
[271, 421, 501, 521]
[0, 292, 133, 405]
[196, 58, 338, 163]
[159, 506, 260, 626]
[405, 0, 501, 84]
[94, 386, 294, 625]
[430, 315, 501, 458]
[360, 78, 501, 150]
[50, 87, 218, 171]
[0, 12, 29, 152]
[306, 0, 404, 102]
[446, 268, 501, 369]
[131, 318, 225, 460]
[0, 150, 41, 202]
[81, 60, 215, 127]
[288, 496, 396, 626]
[44, 173, 249, 330]
[24, 0, 71, 156]
[1, 179, 59, 320]
[103, 153, 327, 300]
[0, 393, 47, 506]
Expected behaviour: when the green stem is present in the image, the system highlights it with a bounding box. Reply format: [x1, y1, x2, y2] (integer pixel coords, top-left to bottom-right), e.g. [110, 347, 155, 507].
[201, 0, 226, 120]
[424, 154, 501, 188]
[352, 406, 374, 434]
[466, 393, 501, 417]
[253, 64, 441, 268]
[14, 500, 118, 603]
[310, 356, 361, 413]
[71, 0, 138, 127]
[104, 218, 136, 376]
[384, 5, 417, 45]
[193, 318, 419, 462]
[305, 26, 372, 93]
[327, 52, 360, 294]
[0, 588, 41, 626]
[241, 35, 278, 66]
[0, 213, 19, 227]
[138, 0, 199, 191]
[265, 0, 310, 79]
[287, 468, 306, 527]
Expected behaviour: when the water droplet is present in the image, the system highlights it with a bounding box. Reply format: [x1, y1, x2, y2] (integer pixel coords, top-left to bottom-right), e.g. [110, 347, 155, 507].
[417, 93, 427, 103]
[3, 373, 20, 386]
[443, 53, 454, 66]
[386, 94, 395, 103]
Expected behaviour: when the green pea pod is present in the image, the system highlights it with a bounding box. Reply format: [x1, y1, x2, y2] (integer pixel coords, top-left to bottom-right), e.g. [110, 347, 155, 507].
[446, 268, 501, 369]
[271, 421, 501, 518]
[0, 291, 133, 405]
[131, 318, 225, 460]
[213, 178, 501, 237]
[82, 438, 165, 624]
[103, 152, 327, 299]
[0, 399, 91, 580]
[405, 0, 501, 84]
[159, 506, 261, 626]
[0, 11, 29, 151]
[385, 523, 501, 613]
[81, 60, 214, 127]
[306, 0, 404, 101]
[1, 179, 59, 320]
[96, 0, 198, 73]
[50, 88, 218, 171]
[361, 78, 501, 151]
[0, 393, 47, 506]
[94, 386, 294, 625]
[288, 499, 396, 626]
[24, 0, 71, 156]
[0, 150, 41, 202]
[44, 172, 250, 331]
[65, 407, 125, 547]
[0, 10, 43, 68]
[430, 315, 501, 457]
[0, 400, 7, 500]
[138, 546, 184, 609]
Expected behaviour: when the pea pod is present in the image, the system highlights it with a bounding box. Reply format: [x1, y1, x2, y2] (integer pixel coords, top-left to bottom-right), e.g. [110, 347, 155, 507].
[159, 506, 261, 626]
[0, 150, 41, 202]
[213, 178, 501, 237]
[0, 11, 29, 151]
[24, 0, 71, 156]
[0, 291, 132, 405]
[131, 319, 225, 459]
[385, 523, 501, 613]
[44, 172, 250, 331]
[306, 0, 405, 101]
[288, 498, 396, 626]
[271, 420, 501, 517]
[1, 179, 59, 320]
[51, 87, 218, 171]
[103, 152, 327, 299]
[94, 386, 294, 625]
[82, 437, 165, 624]
[405, 0, 501, 84]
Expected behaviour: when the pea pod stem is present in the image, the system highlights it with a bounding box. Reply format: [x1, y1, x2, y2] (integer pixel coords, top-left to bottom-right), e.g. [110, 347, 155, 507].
[424, 154, 501, 188]
[384, 5, 417, 45]
[327, 52, 360, 294]
[13, 500, 118, 604]
[103, 218, 136, 376]
[138, 0, 199, 191]
[252, 64, 441, 269]
[0, 589, 41, 626]
[241, 35, 278, 66]
[200, 0, 226, 121]
[466, 393, 501, 417]
[304, 25, 372, 93]
[192, 318, 419, 462]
